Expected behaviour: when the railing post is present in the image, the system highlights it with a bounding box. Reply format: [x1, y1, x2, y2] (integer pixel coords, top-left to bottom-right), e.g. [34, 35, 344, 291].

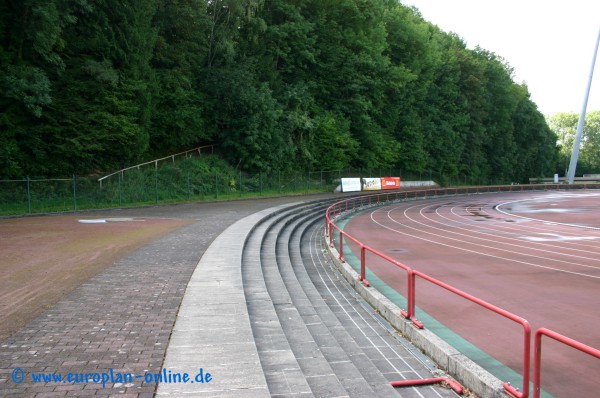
[359, 245, 370, 286]
[406, 270, 423, 328]
[533, 329, 544, 398]
[118, 172, 122, 207]
[533, 328, 600, 398]
[501, 321, 531, 398]
[215, 171, 218, 199]
[155, 165, 159, 204]
[329, 223, 334, 248]
[338, 230, 345, 262]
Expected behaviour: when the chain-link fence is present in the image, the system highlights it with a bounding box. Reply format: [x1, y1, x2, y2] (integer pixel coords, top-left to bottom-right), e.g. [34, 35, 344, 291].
[0, 162, 500, 217]
[0, 166, 334, 216]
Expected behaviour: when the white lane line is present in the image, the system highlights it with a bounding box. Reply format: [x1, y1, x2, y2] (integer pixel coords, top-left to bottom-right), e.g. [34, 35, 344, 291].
[361, 206, 600, 279]
[448, 204, 600, 247]
[392, 203, 600, 271]
[407, 202, 600, 259]
[496, 197, 600, 231]
[309, 225, 453, 398]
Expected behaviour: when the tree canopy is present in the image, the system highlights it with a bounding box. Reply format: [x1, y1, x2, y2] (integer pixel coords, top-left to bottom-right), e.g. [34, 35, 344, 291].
[1, 0, 559, 183]
[548, 110, 600, 176]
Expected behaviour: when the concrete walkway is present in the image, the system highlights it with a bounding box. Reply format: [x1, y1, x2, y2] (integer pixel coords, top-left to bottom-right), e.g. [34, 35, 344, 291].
[0, 197, 325, 397]
[156, 204, 297, 397]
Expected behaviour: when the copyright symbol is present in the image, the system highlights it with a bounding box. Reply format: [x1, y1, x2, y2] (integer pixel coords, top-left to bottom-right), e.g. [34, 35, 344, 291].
[12, 367, 25, 384]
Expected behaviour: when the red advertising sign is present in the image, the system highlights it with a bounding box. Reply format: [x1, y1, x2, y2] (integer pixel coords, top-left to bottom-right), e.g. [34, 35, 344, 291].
[381, 177, 400, 190]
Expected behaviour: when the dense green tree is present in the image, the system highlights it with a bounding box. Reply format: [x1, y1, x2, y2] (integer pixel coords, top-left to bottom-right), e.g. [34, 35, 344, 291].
[0, 0, 92, 175]
[150, 0, 210, 154]
[381, 4, 437, 174]
[0, 0, 561, 183]
[306, 0, 401, 169]
[419, 31, 469, 181]
[511, 86, 558, 181]
[36, 0, 158, 174]
[549, 111, 600, 175]
[454, 44, 491, 183]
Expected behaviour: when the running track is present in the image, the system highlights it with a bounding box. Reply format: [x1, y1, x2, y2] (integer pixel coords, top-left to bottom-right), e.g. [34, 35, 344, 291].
[344, 190, 600, 398]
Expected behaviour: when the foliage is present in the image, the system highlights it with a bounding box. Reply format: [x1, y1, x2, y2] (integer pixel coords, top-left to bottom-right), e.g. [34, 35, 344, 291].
[548, 110, 600, 175]
[0, 0, 560, 184]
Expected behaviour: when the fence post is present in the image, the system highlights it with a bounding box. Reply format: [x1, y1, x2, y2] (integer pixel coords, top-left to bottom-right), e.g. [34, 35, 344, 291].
[187, 171, 191, 200]
[118, 172, 122, 207]
[26, 176, 31, 214]
[360, 246, 370, 286]
[329, 223, 334, 248]
[407, 270, 415, 320]
[155, 166, 158, 204]
[215, 171, 218, 199]
[73, 175, 77, 211]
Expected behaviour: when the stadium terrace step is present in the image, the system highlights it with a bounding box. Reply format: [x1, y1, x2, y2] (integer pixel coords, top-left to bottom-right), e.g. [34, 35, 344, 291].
[158, 198, 461, 397]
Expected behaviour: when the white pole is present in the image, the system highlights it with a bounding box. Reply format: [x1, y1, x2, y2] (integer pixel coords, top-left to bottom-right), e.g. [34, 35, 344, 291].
[567, 26, 600, 184]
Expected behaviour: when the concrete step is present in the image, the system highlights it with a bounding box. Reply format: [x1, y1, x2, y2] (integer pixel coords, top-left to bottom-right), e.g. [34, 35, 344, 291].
[243, 201, 460, 398]
[243, 204, 324, 397]
[295, 214, 459, 398]
[275, 212, 390, 397]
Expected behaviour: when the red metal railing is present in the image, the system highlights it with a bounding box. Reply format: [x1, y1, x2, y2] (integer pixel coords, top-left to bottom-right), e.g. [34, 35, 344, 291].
[325, 184, 600, 398]
[533, 328, 600, 398]
[411, 270, 531, 398]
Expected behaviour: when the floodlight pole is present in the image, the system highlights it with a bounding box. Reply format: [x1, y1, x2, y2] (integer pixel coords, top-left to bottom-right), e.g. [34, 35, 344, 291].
[566, 26, 600, 184]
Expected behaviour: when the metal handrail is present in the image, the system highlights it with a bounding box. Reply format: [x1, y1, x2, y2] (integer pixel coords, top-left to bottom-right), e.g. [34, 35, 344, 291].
[533, 328, 600, 398]
[97, 145, 214, 184]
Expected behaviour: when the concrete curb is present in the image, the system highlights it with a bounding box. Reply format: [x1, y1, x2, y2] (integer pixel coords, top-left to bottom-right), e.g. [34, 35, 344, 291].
[324, 239, 510, 398]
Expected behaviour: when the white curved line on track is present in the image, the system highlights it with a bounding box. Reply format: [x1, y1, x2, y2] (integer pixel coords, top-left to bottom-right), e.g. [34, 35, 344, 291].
[409, 203, 600, 260]
[367, 206, 600, 280]
[453, 194, 600, 251]
[392, 203, 600, 272]
[448, 204, 600, 251]
[495, 197, 600, 230]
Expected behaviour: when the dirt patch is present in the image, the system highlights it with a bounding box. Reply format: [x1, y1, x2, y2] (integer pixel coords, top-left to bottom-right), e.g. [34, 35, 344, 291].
[0, 215, 193, 341]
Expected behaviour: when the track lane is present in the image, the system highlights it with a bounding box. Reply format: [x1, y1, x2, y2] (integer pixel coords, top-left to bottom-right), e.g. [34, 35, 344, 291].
[371, 204, 600, 279]
[343, 191, 600, 398]
[444, 203, 600, 254]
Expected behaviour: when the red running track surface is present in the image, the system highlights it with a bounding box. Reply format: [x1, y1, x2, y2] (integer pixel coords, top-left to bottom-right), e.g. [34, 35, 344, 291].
[343, 190, 600, 398]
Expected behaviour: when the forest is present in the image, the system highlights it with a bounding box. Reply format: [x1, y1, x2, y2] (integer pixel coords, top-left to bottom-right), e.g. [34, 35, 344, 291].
[0, 0, 559, 183]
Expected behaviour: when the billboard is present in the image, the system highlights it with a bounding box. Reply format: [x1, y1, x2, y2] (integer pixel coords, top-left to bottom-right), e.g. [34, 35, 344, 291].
[341, 178, 361, 192]
[362, 177, 382, 191]
[381, 177, 401, 190]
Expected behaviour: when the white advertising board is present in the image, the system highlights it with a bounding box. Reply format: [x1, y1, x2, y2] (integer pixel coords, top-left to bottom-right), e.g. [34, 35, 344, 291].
[341, 178, 362, 192]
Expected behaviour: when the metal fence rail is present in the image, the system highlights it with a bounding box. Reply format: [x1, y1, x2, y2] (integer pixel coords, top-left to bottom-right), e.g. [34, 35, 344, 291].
[533, 328, 600, 398]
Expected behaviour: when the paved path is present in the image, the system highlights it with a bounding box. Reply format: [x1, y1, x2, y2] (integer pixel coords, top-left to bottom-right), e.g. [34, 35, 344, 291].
[0, 196, 329, 397]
